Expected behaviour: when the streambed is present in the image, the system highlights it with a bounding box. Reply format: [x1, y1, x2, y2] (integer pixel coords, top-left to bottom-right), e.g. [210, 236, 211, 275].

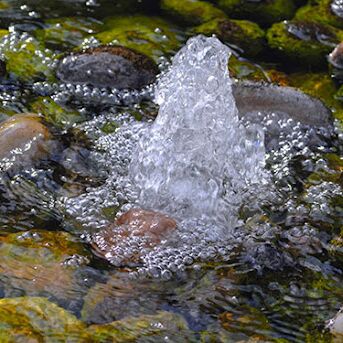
[0, 1, 342, 342]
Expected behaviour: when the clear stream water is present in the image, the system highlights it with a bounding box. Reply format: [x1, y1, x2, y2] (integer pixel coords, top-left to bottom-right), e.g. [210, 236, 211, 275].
[0, 1, 342, 342]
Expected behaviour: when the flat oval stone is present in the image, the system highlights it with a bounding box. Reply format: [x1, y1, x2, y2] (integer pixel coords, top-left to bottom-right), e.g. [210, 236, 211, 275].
[56, 46, 159, 89]
[0, 113, 51, 161]
[91, 209, 177, 266]
[233, 80, 332, 127]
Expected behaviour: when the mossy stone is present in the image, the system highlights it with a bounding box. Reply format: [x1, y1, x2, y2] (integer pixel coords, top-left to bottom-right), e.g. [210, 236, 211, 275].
[288, 72, 343, 121]
[161, 0, 226, 26]
[30, 96, 85, 129]
[35, 17, 102, 50]
[0, 230, 90, 303]
[0, 296, 195, 342]
[86, 311, 196, 342]
[0, 34, 56, 83]
[194, 18, 265, 57]
[215, 0, 296, 27]
[96, 15, 185, 62]
[295, 0, 343, 30]
[0, 296, 85, 342]
[267, 20, 343, 67]
[229, 55, 268, 82]
[0, 29, 7, 38]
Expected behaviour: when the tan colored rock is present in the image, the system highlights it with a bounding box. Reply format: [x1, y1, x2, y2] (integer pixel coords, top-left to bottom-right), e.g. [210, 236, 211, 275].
[0, 113, 51, 161]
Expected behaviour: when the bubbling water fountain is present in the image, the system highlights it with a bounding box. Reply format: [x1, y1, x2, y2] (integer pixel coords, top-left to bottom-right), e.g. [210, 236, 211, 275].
[130, 35, 268, 231]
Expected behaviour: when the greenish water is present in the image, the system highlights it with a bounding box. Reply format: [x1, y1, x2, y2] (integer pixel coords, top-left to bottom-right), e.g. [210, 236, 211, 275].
[0, 0, 342, 342]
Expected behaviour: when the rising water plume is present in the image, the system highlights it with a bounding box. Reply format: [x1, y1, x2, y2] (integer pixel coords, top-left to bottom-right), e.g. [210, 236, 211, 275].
[130, 35, 268, 231]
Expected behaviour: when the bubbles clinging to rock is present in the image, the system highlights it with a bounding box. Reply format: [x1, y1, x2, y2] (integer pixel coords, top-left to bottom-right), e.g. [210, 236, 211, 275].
[56, 45, 159, 89]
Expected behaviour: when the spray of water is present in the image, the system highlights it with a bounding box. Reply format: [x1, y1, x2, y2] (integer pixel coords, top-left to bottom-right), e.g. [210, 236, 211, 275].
[130, 35, 268, 231]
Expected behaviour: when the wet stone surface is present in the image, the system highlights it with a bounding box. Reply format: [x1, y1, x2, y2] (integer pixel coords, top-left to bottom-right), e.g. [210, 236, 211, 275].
[0, 0, 342, 342]
[91, 208, 177, 266]
[57, 46, 159, 89]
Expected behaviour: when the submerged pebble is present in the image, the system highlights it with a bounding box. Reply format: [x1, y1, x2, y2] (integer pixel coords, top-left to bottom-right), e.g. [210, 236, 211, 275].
[56, 45, 159, 89]
[91, 209, 177, 266]
[0, 113, 51, 164]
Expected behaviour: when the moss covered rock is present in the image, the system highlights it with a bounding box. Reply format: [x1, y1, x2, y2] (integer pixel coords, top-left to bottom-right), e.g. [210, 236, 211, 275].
[215, 0, 296, 27]
[0, 296, 85, 342]
[295, 0, 343, 30]
[87, 311, 196, 342]
[30, 97, 85, 129]
[0, 296, 195, 342]
[96, 15, 185, 61]
[194, 18, 265, 57]
[289, 72, 343, 121]
[0, 33, 56, 83]
[35, 17, 102, 50]
[161, 0, 226, 26]
[0, 230, 90, 304]
[229, 55, 268, 82]
[267, 20, 343, 67]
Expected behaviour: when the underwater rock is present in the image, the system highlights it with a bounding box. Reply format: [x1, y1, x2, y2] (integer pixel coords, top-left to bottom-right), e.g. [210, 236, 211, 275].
[295, 0, 343, 30]
[81, 272, 166, 323]
[0, 33, 56, 83]
[34, 16, 102, 50]
[288, 72, 343, 121]
[30, 96, 85, 129]
[233, 81, 333, 127]
[194, 18, 265, 57]
[87, 311, 196, 342]
[0, 231, 90, 309]
[214, 0, 296, 27]
[0, 296, 195, 341]
[229, 55, 268, 82]
[96, 15, 184, 61]
[0, 296, 85, 341]
[91, 209, 177, 266]
[0, 113, 52, 162]
[57, 46, 159, 89]
[161, 0, 226, 26]
[267, 20, 343, 67]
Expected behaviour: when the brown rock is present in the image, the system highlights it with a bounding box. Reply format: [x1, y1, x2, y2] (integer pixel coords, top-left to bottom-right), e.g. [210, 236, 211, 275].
[0, 113, 51, 161]
[91, 209, 177, 266]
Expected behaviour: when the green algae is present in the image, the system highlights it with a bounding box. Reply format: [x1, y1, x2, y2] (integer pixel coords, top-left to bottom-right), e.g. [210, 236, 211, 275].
[96, 15, 185, 61]
[215, 0, 296, 26]
[161, 0, 226, 26]
[0, 35, 56, 83]
[0, 297, 85, 342]
[295, 0, 343, 30]
[229, 55, 268, 82]
[0, 296, 196, 342]
[194, 18, 265, 57]
[288, 72, 343, 121]
[0, 230, 90, 301]
[30, 96, 85, 129]
[87, 311, 196, 342]
[35, 17, 102, 50]
[267, 20, 343, 68]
